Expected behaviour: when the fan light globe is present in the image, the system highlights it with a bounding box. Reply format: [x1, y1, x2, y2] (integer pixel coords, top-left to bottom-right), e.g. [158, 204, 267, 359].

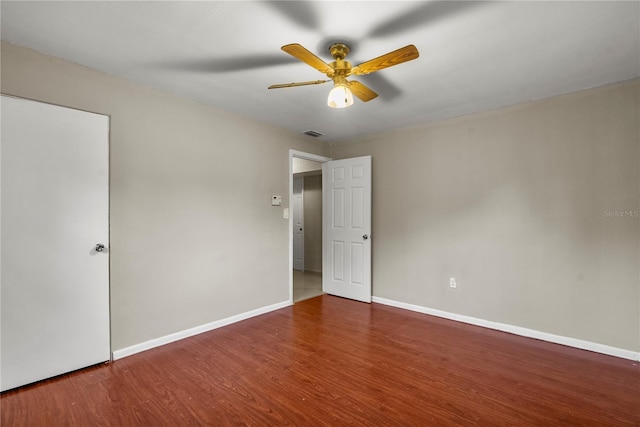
[327, 84, 354, 109]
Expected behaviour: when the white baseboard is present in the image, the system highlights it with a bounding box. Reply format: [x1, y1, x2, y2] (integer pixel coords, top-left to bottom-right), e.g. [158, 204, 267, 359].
[112, 300, 291, 360]
[372, 296, 639, 362]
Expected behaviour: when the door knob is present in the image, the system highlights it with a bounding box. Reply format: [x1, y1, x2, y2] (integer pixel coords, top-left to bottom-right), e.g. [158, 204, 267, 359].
[363, 234, 369, 240]
[95, 243, 106, 252]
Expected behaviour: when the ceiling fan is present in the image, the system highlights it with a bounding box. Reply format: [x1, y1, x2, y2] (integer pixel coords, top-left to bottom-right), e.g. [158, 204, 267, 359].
[268, 43, 419, 108]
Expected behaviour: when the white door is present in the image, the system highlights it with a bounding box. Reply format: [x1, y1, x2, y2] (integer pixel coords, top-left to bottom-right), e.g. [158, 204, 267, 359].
[322, 156, 371, 303]
[292, 176, 304, 271]
[0, 96, 110, 391]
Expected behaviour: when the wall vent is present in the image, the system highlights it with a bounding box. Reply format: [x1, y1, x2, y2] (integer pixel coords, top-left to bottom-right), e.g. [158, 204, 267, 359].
[302, 130, 324, 138]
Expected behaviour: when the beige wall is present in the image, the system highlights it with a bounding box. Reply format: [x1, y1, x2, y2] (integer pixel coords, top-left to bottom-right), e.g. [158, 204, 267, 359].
[292, 158, 323, 174]
[303, 175, 322, 273]
[331, 80, 640, 352]
[1, 42, 329, 351]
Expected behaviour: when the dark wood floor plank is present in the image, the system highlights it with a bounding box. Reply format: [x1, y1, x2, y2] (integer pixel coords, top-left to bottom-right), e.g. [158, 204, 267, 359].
[2, 295, 638, 426]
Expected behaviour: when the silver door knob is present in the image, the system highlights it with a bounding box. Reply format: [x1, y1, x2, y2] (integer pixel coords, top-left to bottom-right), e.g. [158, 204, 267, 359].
[95, 243, 106, 252]
[363, 235, 369, 240]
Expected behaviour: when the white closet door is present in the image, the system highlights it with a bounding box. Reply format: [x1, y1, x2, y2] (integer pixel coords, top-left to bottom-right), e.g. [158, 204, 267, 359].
[293, 176, 305, 271]
[323, 156, 372, 303]
[1, 96, 110, 391]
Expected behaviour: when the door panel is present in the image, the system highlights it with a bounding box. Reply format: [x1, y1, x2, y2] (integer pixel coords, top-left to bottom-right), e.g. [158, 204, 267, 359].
[332, 188, 345, 228]
[0, 96, 110, 391]
[332, 241, 344, 281]
[323, 156, 371, 303]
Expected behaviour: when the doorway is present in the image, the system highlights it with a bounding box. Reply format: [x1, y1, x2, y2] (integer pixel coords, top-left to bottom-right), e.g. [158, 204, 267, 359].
[289, 150, 331, 303]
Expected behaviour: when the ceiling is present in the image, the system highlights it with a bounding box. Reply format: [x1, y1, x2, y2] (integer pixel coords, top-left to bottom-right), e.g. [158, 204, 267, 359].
[1, 1, 638, 143]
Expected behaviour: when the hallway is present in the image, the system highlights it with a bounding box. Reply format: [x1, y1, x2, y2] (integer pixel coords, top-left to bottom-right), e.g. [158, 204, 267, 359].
[292, 270, 322, 303]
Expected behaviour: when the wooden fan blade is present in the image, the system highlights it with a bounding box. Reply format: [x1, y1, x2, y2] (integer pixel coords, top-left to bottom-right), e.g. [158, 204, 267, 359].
[268, 80, 329, 89]
[351, 45, 419, 76]
[281, 44, 335, 76]
[348, 81, 379, 102]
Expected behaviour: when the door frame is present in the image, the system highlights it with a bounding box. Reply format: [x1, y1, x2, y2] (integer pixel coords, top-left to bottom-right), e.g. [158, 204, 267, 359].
[288, 150, 331, 304]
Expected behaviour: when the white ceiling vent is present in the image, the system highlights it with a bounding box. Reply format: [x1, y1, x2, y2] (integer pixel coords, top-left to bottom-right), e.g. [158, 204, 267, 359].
[302, 130, 324, 138]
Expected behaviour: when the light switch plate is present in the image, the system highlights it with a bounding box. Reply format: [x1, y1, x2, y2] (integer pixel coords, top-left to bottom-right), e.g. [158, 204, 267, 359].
[283, 208, 289, 219]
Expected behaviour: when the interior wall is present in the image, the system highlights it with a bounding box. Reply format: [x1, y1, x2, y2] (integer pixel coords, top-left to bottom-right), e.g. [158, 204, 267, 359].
[0, 41, 329, 352]
[303, 175, 322, 273]
[330, 80, 640, 352]
[292, 158, 323, 174]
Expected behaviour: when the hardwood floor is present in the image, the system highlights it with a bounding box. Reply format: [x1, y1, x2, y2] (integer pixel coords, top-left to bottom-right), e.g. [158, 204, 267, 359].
[2, 295, 638, 426]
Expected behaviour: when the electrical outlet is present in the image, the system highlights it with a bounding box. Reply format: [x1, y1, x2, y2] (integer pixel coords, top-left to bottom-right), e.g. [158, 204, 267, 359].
[449, 277, 457, 288]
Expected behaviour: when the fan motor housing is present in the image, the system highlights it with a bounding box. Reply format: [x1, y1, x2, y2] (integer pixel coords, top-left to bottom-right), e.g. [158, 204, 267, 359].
[329, 43, 350, 60]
